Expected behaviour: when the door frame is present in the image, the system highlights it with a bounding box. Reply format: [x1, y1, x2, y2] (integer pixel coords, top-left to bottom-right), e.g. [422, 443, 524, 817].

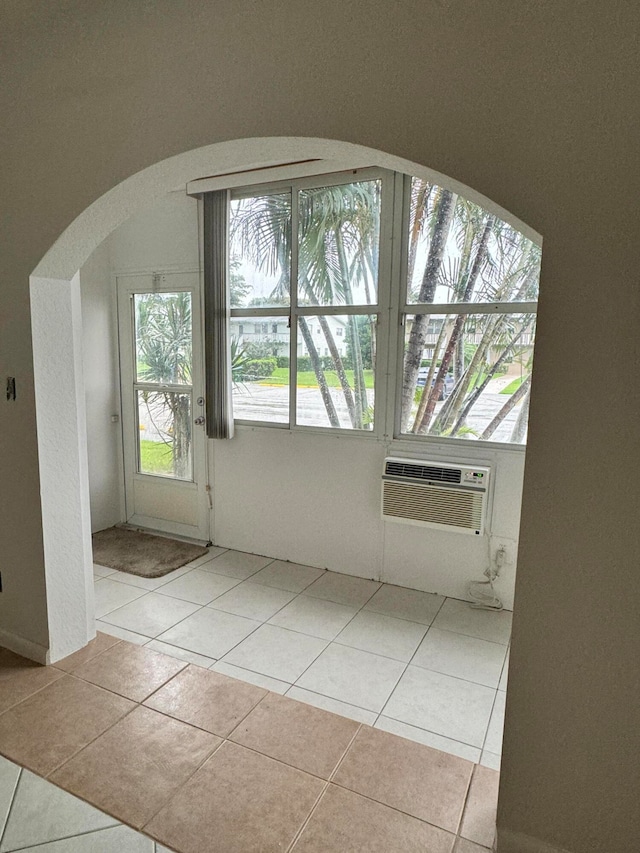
[116, 268, 211, 542]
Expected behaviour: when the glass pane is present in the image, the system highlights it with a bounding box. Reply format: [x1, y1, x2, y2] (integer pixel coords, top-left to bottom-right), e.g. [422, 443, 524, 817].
[230, 317, 290, 423]
[406, 178, 541, 304]
[297, 315, 375, 430]
[229, 193, 291, 308]
[399, 312, 535, 444]
[298, 180, 381, 306]
[134, 292, 192, 384]
[137, 390, 192, 479]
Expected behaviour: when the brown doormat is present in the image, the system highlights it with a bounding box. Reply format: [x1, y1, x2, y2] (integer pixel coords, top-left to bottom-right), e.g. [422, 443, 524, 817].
[92, 527, 208, 578]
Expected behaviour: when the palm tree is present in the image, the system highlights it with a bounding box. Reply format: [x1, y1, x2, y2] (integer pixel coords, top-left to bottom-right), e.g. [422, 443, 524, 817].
[136, 292, 193, 478]
[231, 181, 380, 429]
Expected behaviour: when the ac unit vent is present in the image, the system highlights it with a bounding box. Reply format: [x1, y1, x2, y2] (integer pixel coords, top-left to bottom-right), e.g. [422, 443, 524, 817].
[382, 457, 490, 535]
[384, 460, 462, 484]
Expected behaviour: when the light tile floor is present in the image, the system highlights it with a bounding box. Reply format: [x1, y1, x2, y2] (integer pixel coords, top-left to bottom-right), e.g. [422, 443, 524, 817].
[0, 639, 499, 852]
[95, 547, 510, 767]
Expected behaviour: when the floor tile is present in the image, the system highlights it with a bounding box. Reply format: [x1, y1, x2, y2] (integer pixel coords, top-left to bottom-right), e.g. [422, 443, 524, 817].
[333, 726, 473, 834]
[292, 784, 455, 853]
[94, 578, 146, 618]
[0, 757, 21, 838]
[156, 570, 240, 605]
[0, 676, 134, 776]
[269, 596, 357, 640]
[211, 661, 290, 694]
[250, 560, 324, 593]
[286, 687, 377, 725]
[183, 545, 227, 568]
[0, 648, 65, 715]
[364, 584, 445, 625]
[0, 769, 118, 852]
[412, 628, 507, 688]
[459, 765, 499, 849]
[53, 633, 121, 674]
[158, 608, 261, 659]
[454, 839, 491, 853]
[51, 706, 220, 829]
[200, 550, 273, 579]
[144, 640, 216, 669]
[336, 610, 428, 662]
[208, 580, 296, 621]
[480, 750, 501, 770]
[93, 564, 117, 577]
[103, 564, 194, 591]
[100, 592, 201, 638]
[296, 644, 405, 712]
[71, 642, 187, 703]
[483, 690, 506, 754]
[499, 649, 509, 691]
[230, 692, 359, 779]
[383, 665, 495, 747]
[374, 717, 481, 763]
[146, 742, 324, 853]
[432, 599, 512, 645]
[222, 624, 327, 683]
[95, 623, 150, 646]
[144, 665, 266, 737]
[304, 572, 380, 607]
[12, 825, 155, 852]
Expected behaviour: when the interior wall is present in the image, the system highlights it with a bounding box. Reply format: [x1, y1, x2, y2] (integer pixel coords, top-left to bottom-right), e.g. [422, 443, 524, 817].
[79, 240, 122, 532]
[107, 192, 524, 609]
[2, 3, 639, 852]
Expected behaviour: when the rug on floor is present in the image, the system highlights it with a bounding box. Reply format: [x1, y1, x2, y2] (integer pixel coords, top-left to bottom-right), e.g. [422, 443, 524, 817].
[92, 527, 208, 577]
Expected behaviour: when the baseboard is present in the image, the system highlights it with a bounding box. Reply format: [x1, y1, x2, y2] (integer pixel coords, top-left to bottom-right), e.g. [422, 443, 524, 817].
[0, 627, 49, 665]
[497, 828, 574, 853]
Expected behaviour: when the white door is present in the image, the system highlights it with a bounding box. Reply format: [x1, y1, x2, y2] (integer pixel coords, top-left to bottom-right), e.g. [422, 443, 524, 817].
[117, 271, 210, 541]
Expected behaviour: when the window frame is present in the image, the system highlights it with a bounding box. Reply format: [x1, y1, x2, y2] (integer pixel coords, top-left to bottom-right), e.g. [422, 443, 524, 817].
[228, 166, 393, 437]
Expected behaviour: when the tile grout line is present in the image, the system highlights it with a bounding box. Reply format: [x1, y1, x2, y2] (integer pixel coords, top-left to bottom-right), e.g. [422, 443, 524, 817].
[0, 765, 22, 849]
[2, 821, 130, 852]
[284, 722, 364, 853]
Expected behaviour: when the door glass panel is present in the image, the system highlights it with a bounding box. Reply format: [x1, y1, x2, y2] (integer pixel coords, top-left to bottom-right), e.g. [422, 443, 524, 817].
[137, 390, 193, 480]
[134, 292, 192, 384]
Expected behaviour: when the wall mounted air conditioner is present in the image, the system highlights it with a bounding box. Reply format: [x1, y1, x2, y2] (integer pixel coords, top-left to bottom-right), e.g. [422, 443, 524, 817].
[382, 457, 490, 535]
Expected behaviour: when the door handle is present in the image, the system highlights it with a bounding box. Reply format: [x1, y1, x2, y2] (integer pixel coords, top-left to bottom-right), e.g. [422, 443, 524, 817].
[194, 416, 205, 426]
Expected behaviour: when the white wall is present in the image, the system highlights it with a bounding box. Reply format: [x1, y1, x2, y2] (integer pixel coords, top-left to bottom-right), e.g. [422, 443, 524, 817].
[79, 241, 123, 532]
[104, 190, 525, 609]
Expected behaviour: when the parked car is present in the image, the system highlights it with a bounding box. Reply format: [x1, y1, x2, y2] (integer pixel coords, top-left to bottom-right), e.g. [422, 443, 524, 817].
[417, 368, 455, 400]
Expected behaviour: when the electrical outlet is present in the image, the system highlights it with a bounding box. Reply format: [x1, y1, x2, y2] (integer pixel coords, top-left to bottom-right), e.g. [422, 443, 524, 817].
[490, 537, 517, 573]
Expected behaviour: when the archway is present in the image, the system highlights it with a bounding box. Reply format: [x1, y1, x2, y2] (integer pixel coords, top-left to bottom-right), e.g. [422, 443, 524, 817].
[30, 136, 539, 662]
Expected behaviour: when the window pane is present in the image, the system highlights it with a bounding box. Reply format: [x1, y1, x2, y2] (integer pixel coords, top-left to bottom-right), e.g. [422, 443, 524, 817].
[399, 312, 535, 444]
[297, 315, 375, 430]
[230, 317, 290, 423]
[229, 193, 291, 308]
[298, 180, 381, 306]
[135, 292, 192, 384]
[406, 178, 541, 305]
[137, 390, 192, 479]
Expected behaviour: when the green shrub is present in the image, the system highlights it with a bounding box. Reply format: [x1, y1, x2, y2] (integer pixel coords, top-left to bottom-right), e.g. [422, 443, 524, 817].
[276, 356, 290, 368]
[240, 357, 277, 379]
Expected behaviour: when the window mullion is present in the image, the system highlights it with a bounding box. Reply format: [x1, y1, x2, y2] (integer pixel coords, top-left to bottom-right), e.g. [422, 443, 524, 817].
[290, 186, 299, 428]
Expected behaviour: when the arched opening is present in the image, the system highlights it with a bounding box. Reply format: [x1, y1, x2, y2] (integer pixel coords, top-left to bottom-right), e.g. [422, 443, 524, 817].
[30, 137, 540, 686]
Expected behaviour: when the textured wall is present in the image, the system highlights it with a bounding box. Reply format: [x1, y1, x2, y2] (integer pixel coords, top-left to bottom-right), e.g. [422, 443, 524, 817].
[1, 2, 639, 851]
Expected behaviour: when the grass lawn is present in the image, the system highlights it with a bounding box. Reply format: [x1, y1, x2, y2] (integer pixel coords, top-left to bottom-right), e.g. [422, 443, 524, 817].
[500, 376, 526, 395]
[260, 367, 375, 389]
[139, 439, 174, 475]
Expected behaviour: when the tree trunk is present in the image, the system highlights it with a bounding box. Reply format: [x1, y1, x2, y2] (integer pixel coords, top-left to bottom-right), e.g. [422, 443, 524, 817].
[170, 393, 192, 479]
[411, 316, 450, 431]
[400, 189, 457, 431]
[480, 374, 531, 440]
[299, 317, 340, 427]
[335, 230, 367, 426]
[449, 315, 535, 436]
[509, 386, 531, 443]
[416, 215, 495, 433]
[318, 315, 357, 427]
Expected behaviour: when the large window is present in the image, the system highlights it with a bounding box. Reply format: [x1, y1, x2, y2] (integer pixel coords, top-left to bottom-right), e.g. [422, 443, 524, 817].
[218, 170, 540, 446]
[229, 172, 382, 430]
[397, 179, 540, 444]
